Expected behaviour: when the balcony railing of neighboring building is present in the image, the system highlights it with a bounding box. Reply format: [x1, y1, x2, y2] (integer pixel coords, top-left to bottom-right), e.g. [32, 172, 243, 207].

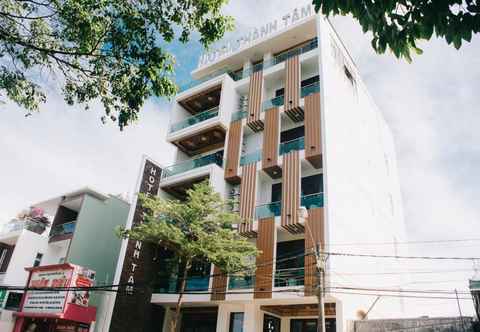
[279, 136, 305, 155]
[49, 221, 76, 238]
[239, 149, 262, 166]
[255, 193, 324, 220]
[170, 106, 220, 133]
[274, 267, 305, 287]
[0, 272, 5, 285]
[178, 38, 319, 94]
[228, 274, 255, 290]
[0, 219, 48, 236]
[161, 151, 224, 180]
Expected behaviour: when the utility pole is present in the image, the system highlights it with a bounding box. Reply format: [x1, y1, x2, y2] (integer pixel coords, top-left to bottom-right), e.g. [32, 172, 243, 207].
[455, 289, 466, 332]
[315, 243, 326, 332]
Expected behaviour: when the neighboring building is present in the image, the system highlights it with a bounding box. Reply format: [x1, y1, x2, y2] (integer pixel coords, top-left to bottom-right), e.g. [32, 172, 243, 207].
[0, 188, 130, 332]
[108, 3, 407, 332]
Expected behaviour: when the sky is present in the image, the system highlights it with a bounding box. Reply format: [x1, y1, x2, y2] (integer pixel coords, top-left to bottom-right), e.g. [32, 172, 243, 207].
[1, 0, 480, 319]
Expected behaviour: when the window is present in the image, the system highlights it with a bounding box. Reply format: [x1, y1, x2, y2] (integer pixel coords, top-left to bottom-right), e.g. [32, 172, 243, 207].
[275, 240, 304, 287]
[301, 174, 323, 196]
[33, 253, 43, 267]
[275, 75, 320, 97]
[0, 248, 7, 271]
[229, 312, 244, 332]
[280, 126, 304, 143]
[4, 292, 22, 311]
[271, 183, 282, 203]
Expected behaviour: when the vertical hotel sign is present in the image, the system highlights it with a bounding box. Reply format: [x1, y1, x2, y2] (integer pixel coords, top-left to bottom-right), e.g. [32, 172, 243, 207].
[109, 158, 162, 332]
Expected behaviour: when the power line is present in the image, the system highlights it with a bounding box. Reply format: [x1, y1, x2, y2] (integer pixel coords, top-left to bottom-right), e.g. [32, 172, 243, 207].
[321, 251, 480, 261]
[328, 238, 480, 247]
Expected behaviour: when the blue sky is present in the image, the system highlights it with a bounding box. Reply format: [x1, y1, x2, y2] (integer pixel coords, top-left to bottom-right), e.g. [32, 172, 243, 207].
[1, 0, 479, 318]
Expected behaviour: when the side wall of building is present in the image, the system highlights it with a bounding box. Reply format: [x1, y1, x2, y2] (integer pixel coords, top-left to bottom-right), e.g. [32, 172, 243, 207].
[317, 17, 408, 321]
[67, 194, 130, 332]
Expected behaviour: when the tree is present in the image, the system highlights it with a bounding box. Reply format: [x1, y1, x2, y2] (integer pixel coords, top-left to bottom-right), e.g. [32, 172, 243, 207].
[0, 0, 233, 129]
[117, 181, 258, 332]
[312, 0, 480, 61]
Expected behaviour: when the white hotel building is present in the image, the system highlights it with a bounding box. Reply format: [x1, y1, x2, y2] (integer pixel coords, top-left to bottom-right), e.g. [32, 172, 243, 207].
[118, 5, 408, 332]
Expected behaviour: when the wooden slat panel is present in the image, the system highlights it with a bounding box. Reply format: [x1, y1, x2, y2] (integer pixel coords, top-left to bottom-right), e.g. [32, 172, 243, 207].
[247, 70, 264, 132]
[262, 107, 281, 178]
[305, 92, 322, 168]
[284, 56, 303, 122]
[224, 120, 243, 183]
[304, 207, 325, 296]
[255, 217, 275, 299]
[281, 150, 303, 234]
[239, 163, 257, 237]
[211, 265, 227, 301]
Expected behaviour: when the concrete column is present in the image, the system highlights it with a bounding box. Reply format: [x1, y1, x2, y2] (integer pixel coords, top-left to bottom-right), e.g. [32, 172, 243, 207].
[243, 60, 253, 78]
[216, 304, 230, 332]
[244, 303, 263, 332]
[281, 317, 289, 332]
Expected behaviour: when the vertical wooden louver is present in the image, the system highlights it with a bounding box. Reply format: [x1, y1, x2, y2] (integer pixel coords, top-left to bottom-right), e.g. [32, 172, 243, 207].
[238, 163, 257, 237]
[304, 207, 325, 296]
[224, 120, 243, 183]
[284, 56, 303, 122]
[247, 70, 264, 132]
[281, 150, 304, 234]
[304, 92, 322, 169]
[262, 107, 281, 179]
[211, 265, 227, 301]
[255, 217, 275, 299]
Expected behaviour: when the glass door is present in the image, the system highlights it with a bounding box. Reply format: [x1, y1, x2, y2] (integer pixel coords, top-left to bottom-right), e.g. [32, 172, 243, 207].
[263, 314, 281, 332]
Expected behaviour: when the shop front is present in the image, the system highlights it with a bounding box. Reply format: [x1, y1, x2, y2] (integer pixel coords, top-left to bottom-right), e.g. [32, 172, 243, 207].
[12, 263, 96, 332]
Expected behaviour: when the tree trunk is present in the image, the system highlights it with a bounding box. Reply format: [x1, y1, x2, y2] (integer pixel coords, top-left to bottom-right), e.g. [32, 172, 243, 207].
[170, 259, 191, 332]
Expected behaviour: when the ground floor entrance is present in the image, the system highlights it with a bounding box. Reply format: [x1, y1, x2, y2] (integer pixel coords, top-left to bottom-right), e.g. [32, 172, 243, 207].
[179, 307, 218, 332]
[19, 318, 90, 332]
[290, 318, 336, 332]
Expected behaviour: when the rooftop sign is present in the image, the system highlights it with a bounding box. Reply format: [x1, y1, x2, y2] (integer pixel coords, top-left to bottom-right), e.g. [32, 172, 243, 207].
[197, 3, 315, 68]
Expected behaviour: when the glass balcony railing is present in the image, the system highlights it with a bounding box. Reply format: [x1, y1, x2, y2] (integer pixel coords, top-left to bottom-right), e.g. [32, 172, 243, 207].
[179, 38, 319, 93]
[240, 150, 262, 166]
[301, 81, 320, 98]
[154, 275, 209, 293]
[228, 274, 255, 290]
[49, 221, 76, 238]
[170, 107, 219, 133]
[279, 137, 305, 155]
[254, 193, 323, 220]
[255, 201, 281, 220]
[162, 151, 224, 179]
[274, 267, 305, 287]
[1, 219, 48, 236]
[236, 38, 319, 80]
[262, 95, 285, 112]
[301, 193, 324, 209]
[231, 110, 248, 122]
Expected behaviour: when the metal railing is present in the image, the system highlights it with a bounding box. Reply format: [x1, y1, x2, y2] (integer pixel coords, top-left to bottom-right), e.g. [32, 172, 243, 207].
[239, 150, 262, 166]
[161, 151, 224, 180]
[279, 136, 305, 155]
[49, 221, 76, 238]
[274, 267, 305, 287]
[170, 107, 219, 133]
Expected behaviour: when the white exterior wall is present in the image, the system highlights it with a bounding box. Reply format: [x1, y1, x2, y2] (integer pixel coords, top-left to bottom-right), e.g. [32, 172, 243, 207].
[317, 17, 408, 321]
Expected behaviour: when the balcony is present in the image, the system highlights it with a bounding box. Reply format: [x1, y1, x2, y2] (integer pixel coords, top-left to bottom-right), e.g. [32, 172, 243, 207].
[180, 38, 318, 94]
[274, 267, 304, 287]
[255, 201, 281, 220]
[170, 107, 219, 133]
[239, 150, 262, 166]
[161, 151, 224, 180]
[49, 221, 76, 238]
[279, 137, 305, 155]
[255, 193, 324, 221]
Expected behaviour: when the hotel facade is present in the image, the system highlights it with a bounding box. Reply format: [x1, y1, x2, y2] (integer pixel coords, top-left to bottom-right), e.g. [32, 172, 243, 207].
[108, 5, 408, 332]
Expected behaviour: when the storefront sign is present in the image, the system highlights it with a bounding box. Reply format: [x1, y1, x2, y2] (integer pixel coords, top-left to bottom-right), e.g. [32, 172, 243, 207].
[23, 268, 73, 314]
[198, 3, 314, 68]
[22, 265, 95, 314]
[109, 158, 163, 332]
